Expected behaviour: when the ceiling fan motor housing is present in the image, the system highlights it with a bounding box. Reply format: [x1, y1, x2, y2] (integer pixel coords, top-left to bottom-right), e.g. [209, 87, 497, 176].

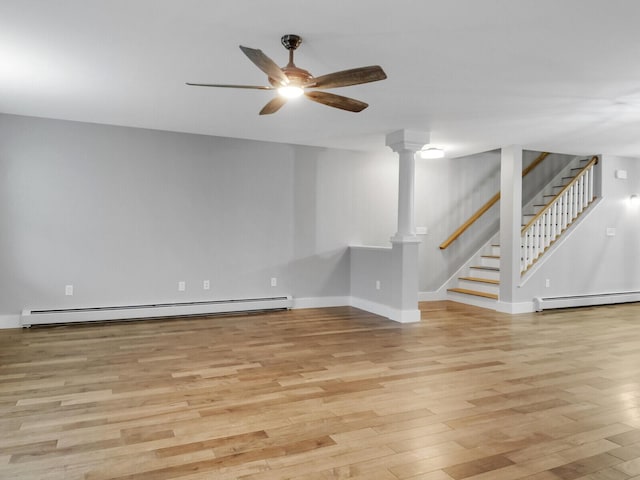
[281, 34, 302, 51]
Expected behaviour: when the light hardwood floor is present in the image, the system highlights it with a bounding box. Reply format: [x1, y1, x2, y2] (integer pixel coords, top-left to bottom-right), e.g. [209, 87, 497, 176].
[2, 301, 640, 480]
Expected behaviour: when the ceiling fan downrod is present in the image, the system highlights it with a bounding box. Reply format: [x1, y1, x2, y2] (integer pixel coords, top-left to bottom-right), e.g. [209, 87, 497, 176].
[281, 34, 302, 67]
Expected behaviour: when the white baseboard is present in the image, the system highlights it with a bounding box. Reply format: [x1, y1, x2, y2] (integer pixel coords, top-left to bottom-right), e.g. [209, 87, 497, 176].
[5, 295, 414, 329]
[350, 297, 420, 323]
[496, 301, 535, 314]
[444, 294, 535, 314]
[387, 308, 421, 323]
[350, 297, 391, 319]
[0, 315, 20, 329]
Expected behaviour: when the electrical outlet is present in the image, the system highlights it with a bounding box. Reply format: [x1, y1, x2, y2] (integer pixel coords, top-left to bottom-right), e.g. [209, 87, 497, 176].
[203, 280, 210, 290]
[271, 277, 277, 287]
[178, 281, 186, 291]
[375, 280, 381, 290]
[606, 227, 616, 236]
[65, 285, 73, 296]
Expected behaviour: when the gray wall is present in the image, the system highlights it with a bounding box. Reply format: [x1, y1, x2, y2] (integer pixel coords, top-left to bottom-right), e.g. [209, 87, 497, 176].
[0, 114, 396, 316]
[3, 112, 620, 319]
[350, 246, 392, 306]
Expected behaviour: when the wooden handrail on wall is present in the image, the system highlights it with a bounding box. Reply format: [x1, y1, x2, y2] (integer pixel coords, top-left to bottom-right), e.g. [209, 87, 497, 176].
[439, 152, 550, 250]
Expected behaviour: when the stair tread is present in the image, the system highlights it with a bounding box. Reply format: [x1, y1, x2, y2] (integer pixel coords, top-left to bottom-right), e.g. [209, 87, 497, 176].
[448, 288, 499, 300]
[470, 266, 500, 271]
[481, 255, 500, 259]
[459, 276, 500, 285]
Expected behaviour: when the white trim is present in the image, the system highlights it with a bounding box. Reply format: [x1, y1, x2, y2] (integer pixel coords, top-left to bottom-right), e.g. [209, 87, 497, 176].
[390, 235, 422, 244]
[388, 308, 421, 323]
[0, 315, 20, 329]
[350, 297, 391, 319]
[291, 296, 350, 309]
[349, 244, 392, 251]
[495, 301, 535, 314]
[20, 296, 293, 327]
[350, 297, 420, 323]
[11, 295, 426, 329]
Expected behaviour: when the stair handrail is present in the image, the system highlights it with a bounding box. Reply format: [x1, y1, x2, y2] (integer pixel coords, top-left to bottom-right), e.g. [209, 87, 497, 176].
[439, 152, 550, 250]
[521, 156, 598, 233]
[520, 156, 598, 272]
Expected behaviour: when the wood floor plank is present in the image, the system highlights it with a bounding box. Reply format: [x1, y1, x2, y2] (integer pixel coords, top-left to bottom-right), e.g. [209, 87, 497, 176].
[1, 302, 640, 479]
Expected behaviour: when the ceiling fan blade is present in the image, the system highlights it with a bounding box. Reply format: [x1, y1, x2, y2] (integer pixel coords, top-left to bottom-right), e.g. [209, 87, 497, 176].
[239, 45, 289, 86]
[306, 65, 387, 89]
[186, 82, 274, 90]
[259, 96, 288, 115]
[304, 91, 368, 112]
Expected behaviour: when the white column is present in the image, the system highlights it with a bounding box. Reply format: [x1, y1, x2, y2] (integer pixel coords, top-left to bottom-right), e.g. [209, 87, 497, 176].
[499, 145, 523, 305]
[385, 130, 430, 323]
[386, 130, 430, 242]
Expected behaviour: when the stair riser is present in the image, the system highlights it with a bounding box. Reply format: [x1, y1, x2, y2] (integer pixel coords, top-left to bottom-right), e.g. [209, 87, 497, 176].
[469, 267, 500, 281]
[490, 245, 500, 256]
[458, 280, 500, 295]
[480, 257, 500, 268]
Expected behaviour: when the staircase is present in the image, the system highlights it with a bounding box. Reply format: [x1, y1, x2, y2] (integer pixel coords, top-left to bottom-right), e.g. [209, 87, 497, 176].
[447, 155, 597, 305]
[449, 244, 500, 300]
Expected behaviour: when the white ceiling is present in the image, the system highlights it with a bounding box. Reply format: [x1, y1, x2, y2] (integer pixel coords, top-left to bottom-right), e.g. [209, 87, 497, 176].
[2, 0, 640, 158]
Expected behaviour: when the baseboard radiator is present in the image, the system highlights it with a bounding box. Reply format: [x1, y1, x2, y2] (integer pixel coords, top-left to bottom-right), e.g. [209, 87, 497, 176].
[533, 291, 640, 312]
[20, 296, 292, 327]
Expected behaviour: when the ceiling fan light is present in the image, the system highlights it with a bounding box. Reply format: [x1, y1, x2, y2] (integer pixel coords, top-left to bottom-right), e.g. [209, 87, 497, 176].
[419, 146, 445, 159]
[278, 86, 304, 98]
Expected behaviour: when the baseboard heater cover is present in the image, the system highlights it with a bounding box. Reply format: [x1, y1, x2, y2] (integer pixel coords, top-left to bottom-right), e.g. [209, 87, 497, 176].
[533, 291, 640, 312]
[20, 296, 292, 327]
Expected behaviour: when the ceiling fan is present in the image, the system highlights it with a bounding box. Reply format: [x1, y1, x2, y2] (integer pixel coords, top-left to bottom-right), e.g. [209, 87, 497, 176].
[186, 34, 387, 115]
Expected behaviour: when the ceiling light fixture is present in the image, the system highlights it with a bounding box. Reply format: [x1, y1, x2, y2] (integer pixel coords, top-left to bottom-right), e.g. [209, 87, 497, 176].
[278, 85, 304, 98]
[419, 145, 445, 159]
